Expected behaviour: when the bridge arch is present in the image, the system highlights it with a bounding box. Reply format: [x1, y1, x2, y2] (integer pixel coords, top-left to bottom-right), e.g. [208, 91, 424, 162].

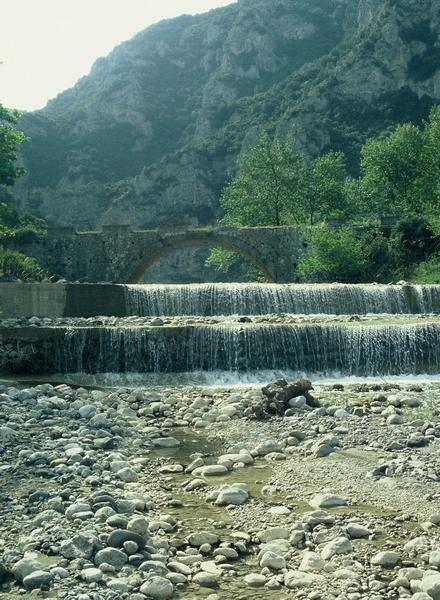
[127, 233, 275, 283]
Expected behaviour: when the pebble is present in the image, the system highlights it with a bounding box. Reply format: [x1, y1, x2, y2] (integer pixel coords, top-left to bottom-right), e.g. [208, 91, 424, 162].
[309, 493, 347, 509]
[346, 523, 371, 538]
[2, 377, 440, 600]
[107, 528, 146, 549]
[259, 551, 286, 570]
[192, 465, 229, 476]
[244, 573, 267, 587]
[12, 556, 48, 581]
[215, 484, 250, 506]
[284, 570, 325, 589]
[22, 570, 53, 590]
[193, 571, 219, 588]
[139, 576, 174, 599]
[188, 532, 219, 546]
[371, 551, 400, 567]
[321, 537, 353, 560]
[81, 567, 103, 583]
[94, 547, 127, 568]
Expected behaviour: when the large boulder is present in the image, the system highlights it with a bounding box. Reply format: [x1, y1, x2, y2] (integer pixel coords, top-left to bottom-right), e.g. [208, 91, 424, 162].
[251, 379, 319, 419]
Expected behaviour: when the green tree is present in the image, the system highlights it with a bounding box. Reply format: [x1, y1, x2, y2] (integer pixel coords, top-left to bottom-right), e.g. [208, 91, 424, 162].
[421, 105, 440, 220]
[360, 107, 440, 218]
[360, 123, 425, 216]
[0, 104, 48, 281]
[0, 104, 28, 186]
[207, 135, 351, 278]
[301, 151, 348, 224]
[206, 134, 305, 279]
[219, 133, 305, 227]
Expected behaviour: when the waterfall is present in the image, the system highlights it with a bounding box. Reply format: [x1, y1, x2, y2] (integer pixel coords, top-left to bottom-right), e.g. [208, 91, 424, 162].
[124, 283, 440, 316]
[55, 323, 440, 376]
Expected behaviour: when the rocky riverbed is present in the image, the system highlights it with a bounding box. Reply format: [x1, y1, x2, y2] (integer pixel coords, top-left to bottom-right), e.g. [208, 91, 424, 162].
[2, 379, 440, 599]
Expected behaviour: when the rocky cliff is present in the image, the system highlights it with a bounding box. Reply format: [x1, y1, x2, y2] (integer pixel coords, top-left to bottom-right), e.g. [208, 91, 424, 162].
[14, 0, 440, 229]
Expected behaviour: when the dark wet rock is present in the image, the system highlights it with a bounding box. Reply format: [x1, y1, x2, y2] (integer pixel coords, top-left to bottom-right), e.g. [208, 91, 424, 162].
[251, 379, 319, 419]
[107, 528, 146, 549]
[28, 489, 51, 503]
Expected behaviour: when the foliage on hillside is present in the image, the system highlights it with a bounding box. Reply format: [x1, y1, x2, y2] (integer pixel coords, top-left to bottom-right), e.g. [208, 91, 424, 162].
[19, 0, 347, 189]
[0, 201, 47, 244]
[0, 105, 28, 186]
[13, 0, 440, 230]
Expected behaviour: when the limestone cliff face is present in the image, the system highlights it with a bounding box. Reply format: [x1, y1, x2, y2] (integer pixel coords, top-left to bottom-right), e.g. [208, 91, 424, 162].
[14, 0, 440, 228]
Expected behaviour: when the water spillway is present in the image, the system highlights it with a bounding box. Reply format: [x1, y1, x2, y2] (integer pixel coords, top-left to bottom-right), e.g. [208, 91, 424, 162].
[125, 283, 440, 316]
[1, 283, 440, 380]
[1, 282, 440, 319]
[2, 322, 439, 377]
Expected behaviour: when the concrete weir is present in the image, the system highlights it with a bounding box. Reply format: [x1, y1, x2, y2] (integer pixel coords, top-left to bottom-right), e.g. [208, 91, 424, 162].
[1, 283, 439, 378]
[1, 283, 440, 319]
[0, 283, 127, 318]
[1, 322, 439, 376]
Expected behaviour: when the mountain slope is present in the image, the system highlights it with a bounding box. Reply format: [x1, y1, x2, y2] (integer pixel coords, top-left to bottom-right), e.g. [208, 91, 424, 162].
[14, 0, 440, 228]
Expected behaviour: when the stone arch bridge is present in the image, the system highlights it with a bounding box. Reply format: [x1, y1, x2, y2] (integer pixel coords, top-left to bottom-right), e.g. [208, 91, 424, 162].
[13, 225, 308, 283]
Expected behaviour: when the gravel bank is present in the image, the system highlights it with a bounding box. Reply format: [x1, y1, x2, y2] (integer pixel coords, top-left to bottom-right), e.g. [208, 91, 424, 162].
[1, 379, 440, 599]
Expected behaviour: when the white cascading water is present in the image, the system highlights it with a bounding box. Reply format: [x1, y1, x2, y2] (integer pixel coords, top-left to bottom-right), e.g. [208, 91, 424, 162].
[56, 322, 440, 376]
[124, 283, 440, 316]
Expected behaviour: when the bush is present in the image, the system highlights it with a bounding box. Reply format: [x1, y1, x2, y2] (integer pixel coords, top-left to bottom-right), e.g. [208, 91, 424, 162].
[0, 201, 47, 243]
[298, 225, 373, 283]
[296, 225, 408, 283]
[410, 254, 440, 284]
[0, 246, 48, 281]
[393, 217, 438, 266]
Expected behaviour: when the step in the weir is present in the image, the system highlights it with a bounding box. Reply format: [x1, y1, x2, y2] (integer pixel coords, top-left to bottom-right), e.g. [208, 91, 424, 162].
[125, 283, 440, 316]
[1, 283, 440, 319]
[1, 323, 439, 376]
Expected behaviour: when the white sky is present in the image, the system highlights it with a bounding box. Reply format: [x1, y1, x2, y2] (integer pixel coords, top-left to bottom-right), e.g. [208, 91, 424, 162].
[0, 0, 235, 111]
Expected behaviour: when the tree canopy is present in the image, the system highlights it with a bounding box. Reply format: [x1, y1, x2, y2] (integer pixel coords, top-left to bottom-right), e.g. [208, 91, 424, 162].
[0, 104, 49, 281]
[218, 134, 350, 228]
[219, 134, 304, 227]
[360, 106, 440, 218]
[208, 108, 440, 282]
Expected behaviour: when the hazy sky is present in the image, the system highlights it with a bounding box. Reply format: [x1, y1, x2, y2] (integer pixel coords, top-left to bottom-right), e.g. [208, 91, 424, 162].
[0, 0, 235, 111]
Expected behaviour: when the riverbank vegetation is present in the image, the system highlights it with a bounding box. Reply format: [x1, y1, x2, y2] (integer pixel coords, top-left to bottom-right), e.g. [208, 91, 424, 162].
[0, 104, 47, 281]
[208, 106, 440, 283]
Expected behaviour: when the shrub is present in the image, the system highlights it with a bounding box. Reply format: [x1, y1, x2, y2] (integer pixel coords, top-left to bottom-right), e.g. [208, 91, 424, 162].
[298, 225, 373, 283]
[410, 254, 440, 284]
[0, 246, 48, 281]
